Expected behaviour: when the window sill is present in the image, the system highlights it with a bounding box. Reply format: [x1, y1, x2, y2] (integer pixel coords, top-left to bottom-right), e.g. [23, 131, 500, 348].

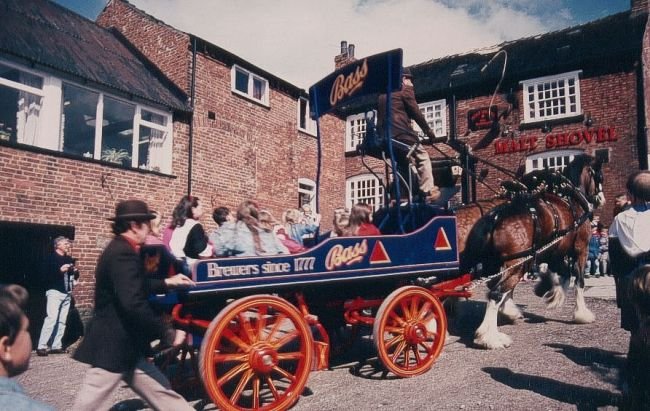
[231, 89, 270, 108]
[0, 140, 177, 178]
[298, 128, 317, 138]
[519, 114, 584, 131]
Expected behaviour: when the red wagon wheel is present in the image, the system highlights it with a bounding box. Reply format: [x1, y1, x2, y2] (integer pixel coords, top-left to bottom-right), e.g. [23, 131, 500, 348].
[199, 295, 313, 411]
[373, 286, 447, 377]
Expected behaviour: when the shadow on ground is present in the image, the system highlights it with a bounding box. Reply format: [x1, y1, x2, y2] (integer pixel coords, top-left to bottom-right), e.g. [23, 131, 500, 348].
[483, 367, 621, 411]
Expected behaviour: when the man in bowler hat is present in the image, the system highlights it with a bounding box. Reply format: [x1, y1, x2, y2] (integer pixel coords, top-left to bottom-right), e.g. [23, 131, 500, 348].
[72, 199, 194, 410]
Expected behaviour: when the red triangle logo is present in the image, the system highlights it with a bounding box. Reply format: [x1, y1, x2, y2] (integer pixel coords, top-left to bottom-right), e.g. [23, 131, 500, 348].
[434, 228, 452, 251]
[370, 241, 391, 264]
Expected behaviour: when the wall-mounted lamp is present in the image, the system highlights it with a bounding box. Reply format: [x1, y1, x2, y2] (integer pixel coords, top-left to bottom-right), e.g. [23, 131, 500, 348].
[541, 122, 552, 133]
[584, 113, 593, 127]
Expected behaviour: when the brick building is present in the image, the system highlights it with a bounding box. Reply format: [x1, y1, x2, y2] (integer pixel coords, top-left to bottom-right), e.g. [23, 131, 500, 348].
[0, 0, 345, 326]
[340, 0, 650, 226]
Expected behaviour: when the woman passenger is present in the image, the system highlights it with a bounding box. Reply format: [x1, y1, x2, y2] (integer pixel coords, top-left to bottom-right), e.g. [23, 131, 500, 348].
[169, 196, 213, 263]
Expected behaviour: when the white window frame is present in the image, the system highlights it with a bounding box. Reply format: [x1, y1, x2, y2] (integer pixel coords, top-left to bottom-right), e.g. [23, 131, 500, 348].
[525, 149, 584, 173]
[297, 97, 316, 136]
[413, 99, 447, 138]
[0, 59, 62, 151]
[345, 174, 384, 211]
[231, 64, 269, 107]
[345, 113, 367, 153]
[521, 71, 582, 123]
[298, 178, 316, 211]
[0, 58, 173, 173]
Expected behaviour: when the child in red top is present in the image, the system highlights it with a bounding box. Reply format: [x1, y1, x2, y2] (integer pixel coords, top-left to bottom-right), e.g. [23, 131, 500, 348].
[348, 203, 381, 236]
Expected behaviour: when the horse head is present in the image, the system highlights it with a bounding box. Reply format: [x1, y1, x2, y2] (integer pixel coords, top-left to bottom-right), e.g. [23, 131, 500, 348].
[564, 154, 605, 209]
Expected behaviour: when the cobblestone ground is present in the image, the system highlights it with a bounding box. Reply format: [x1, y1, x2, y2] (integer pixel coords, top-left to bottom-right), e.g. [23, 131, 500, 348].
[18, 277, 628, 410]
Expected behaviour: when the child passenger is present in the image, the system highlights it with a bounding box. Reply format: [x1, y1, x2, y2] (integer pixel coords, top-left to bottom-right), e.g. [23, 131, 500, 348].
[227, 201, 288, 256]
[282, 208, 319, 246]
[169, 196, 213, 264]
[347, 203, 381, 236]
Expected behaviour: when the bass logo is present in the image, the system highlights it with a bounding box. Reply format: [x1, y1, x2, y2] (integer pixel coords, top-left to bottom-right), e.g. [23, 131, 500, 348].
[325, 240, 368, 270]
[329, 59, 368, 107]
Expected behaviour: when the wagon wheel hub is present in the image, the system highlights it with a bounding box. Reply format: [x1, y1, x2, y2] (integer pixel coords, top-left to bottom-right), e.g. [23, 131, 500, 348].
[249, 344, 278, 374]
[404, 322, 427, 345]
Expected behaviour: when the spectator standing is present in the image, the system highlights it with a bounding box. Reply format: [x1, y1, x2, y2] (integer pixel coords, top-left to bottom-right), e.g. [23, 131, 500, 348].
[613, 193, 632, 218]
[0, 285, 54, 411]
[36, 236, 78, 356]
[610, 171, 650, 331]
[72, 199, 194, 411]
[585, 224, 601, 278]
[599, 225, 610, 276]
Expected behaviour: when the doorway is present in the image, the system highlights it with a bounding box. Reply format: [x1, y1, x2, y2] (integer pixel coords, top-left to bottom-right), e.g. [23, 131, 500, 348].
[0, 221, 75, 346]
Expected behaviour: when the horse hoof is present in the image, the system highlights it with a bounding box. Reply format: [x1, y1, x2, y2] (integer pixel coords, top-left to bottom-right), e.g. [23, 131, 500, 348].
[473, 332, 511, 350]
[573, 309, 595, 324]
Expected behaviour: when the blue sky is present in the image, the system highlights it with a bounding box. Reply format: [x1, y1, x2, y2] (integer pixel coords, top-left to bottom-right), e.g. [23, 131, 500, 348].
[53, 0, 630, 87]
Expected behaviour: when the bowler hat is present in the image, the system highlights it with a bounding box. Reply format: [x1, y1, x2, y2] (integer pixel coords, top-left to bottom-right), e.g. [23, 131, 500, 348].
[109, 199, 156, 221]
[402, 67, 413, 78]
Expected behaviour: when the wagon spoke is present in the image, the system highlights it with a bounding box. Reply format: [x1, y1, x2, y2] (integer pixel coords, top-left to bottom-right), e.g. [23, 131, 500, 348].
[252, 376, 261, 409]
[384, 334, 404, 350]
[391, 340, 407, 363]
[399, 300, 411, 320]
[410, 296, 420, 320]
[402, 345, 411, 369]
[388, 311, 407, 327]
[413, 346, 423, 364]
[271, 329, 299, 350]
[384, 325, 404, 334]
[272, 365, 297, 382]
[264, 313, 287, 342]
[276, 351, 305, 361]
[222, 327, 251, 352]
[265, 375, 281, 400]
[218, 362, 250, 387]
[421, 311, 439, 325]
[417, 301, 433, 320]
[418, 340, 436, 356]
[237, 312, 257, 344]
[213, 352, 249, 363]
[256, 305, 268, 336]
[229, 368, 254, 405]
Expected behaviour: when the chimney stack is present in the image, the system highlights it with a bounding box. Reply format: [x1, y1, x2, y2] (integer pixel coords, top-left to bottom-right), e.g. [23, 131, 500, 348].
[334, 40, 357, 69]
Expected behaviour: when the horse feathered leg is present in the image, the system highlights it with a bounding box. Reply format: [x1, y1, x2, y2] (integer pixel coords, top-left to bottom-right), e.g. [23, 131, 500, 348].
[474, 289, 513, 349]
[536, 263, 566, 309]
[573, 282, 595, 324]
[499, 292, 523, 323]
[573, 255, 595, 324]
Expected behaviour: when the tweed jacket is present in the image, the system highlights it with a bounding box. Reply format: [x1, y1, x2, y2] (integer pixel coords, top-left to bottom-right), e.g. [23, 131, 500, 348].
[377, 84, 433, 145]
[73, 235, 169, 373]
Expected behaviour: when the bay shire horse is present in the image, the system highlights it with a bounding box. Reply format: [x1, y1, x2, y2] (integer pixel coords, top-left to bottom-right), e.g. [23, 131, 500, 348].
[468, 154, 604, 349]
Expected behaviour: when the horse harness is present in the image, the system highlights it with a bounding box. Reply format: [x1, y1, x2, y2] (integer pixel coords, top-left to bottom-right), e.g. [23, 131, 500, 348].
[490, 185, 594, 264]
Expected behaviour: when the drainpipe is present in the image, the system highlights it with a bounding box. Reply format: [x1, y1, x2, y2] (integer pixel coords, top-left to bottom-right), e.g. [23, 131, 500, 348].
[637, 59, 649, 170]
[188, 37, 197, 195]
